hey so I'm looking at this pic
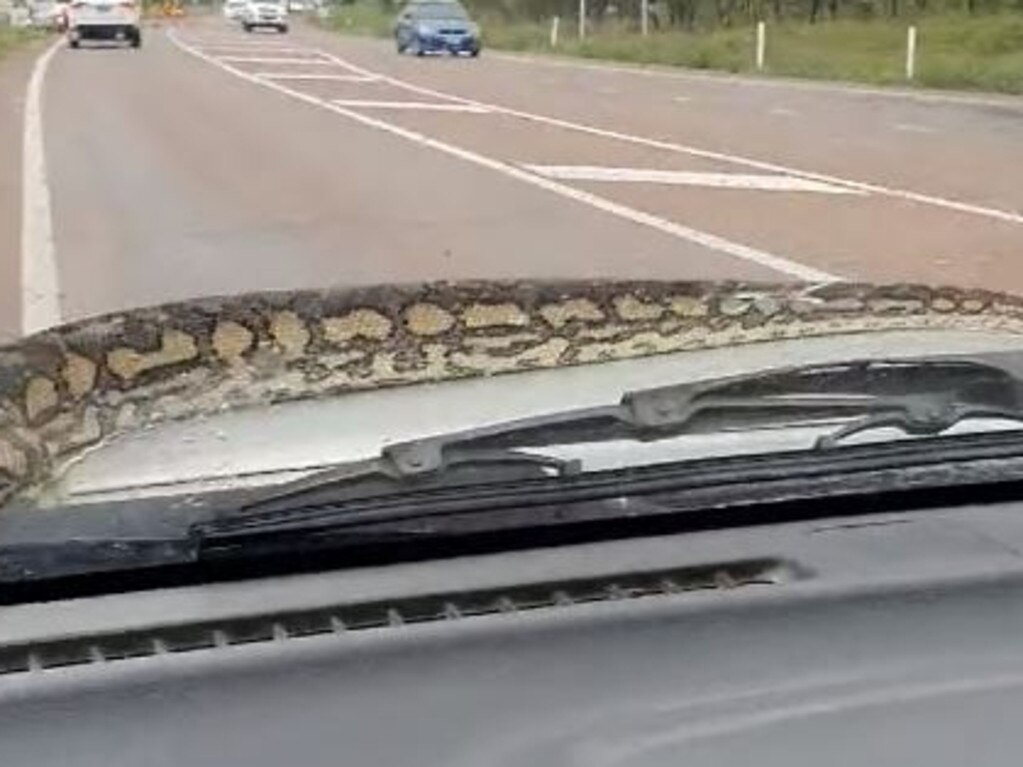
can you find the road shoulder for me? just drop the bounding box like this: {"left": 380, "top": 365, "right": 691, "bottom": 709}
{"left": 0, "top": 38, "right": 51, "bottom": 343}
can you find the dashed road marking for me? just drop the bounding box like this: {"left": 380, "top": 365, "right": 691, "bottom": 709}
{"left": 672, "top": 96, "right": 691, "bottom": 103}
{"left": 332, "top": 99, "right": 491, "bottom": 112}
{"left": 525, "top": 166, "right": 865, "bottom": 195}
{"left": 189, "top": 40, "right": 297, "bottom": 49}
{"left": 256, "top": 72, "right": 377, "bottom": 81}
{"left": 895, "top": 123, "right": 937, "bottom": 134}
{"left": 168, "top": 30, "right": 839, "bottom": 283}
{"left": 198, "top": 45, "right": 312, "bottom": 53}
{"left": 20, "top": 38, "right": 63, "bottom": 335}
{"left": 301, "top": 48, "right": 1022, "bottom": 227}
{"left": 770, "top": 107, "right": 797, "bottom": 117}
{"left": 217, "top": 55, "right": 335, "bottom": 64}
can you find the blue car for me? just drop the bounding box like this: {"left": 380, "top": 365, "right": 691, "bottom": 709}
{"left": 394, "top": 1, "right": 481, "bottom": 57}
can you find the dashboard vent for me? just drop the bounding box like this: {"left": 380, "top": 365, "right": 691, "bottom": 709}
{"left": 0, "top": 558, "right": 798, "bottom": 677}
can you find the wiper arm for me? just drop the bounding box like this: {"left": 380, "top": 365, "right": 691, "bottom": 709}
{"left": 11, "top": 354, "right": 1023, "bottom": 589}
{"left": 242, "top": 353, "right": 1023, "bottom": 514}
{"left": 242, "top": 445, "right": 583, "bottom": 513}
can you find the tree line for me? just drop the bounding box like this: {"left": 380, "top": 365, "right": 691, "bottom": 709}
{"left": 446, "top": 0, "right": 1023, "bottom": 26}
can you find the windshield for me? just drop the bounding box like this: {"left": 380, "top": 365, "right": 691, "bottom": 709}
{"left": 411, "top": 4, "right": 468, "bottom": 19}
{"left": 1, "top": 0, "right": 1022, "bottom": 514}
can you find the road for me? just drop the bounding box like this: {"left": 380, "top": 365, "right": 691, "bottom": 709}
{"left": 2, "top": 16, "right": 1022, "bottom": 341}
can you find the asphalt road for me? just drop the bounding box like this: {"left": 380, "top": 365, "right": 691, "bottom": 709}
{"left": 3, "top": 16, "right": 1023, "bottom": 340}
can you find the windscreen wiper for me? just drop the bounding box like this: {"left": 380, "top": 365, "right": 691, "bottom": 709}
{"left": 9, "top": 354, "right": 1023, "bottom": 592}
{"left": 237, "top": 352, "right": 1023, "bottom": 515}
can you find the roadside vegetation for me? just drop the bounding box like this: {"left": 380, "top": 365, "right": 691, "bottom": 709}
{"left": 0, "top": 25, "right": 45, "bottom": 61}
{"left": 322, "top": 0, "right": 1023, "bottom": 94}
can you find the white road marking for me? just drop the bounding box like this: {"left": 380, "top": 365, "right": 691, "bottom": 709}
{"left": 188, "top": 39, "right": 298, "bottom": 48}
{"left": 198, "top": 45, "right": 311, "bottom": 53}
{"left": 770, "top": 106, "right": 797, "bottom": 117}
{"left": 895, "top": 123, "right": 936, "bottom": 134}
{"left": 20, "top": 38, "right": 63, "bottom": 336}
{"left": 256, "top": 72, "right": 377, "bottom": 81}
{"left": 672, "top": 96, "right": 691, "bottom": 103}
{"left": 305, "top": 49, "right": 1023, "bottom": 226}
{"left": 525, "top": 166, "right": 864, "bottom": 195}
{"left": 491, "top": 50, "right": 1023, "bottom": 111}
{"left": 217, "top": 55, "right": 335, "bottom": 64}
{"left": 168, "top": 30, "right": 838, "bottom": 283}
{"left": 332, "top": 99, "right": 491, "bottom": 112}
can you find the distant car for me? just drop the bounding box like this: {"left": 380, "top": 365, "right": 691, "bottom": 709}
{"left": 286, "top": 0, "right": 305, "bottom": 11}
{"left": 240, "top": 0, "right": 288, "bottom": 32}
{"left": 66, "top": 0, "right": 141, "bottom": 48}
{"left": 394, "top": 1, "right": 480, "bottom": 57}
{"left": 223, "top": 0, "right": 247, "bottom": 20}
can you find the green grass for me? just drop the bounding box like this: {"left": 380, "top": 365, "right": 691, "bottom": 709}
{"left": 327, "top": 2, "right": 398, "bottom": 36}
{"left": 764, "top": 15, "right": 1023, "bottom": 91}
{"left": 0, "top": 25, "right": 46, "bottom": 61}
{"left": 321, "top": 5, "right": 1023, "bottom": 94}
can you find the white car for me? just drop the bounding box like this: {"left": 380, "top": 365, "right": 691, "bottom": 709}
{"left": 66, "top": 0, "right": 140, "bottom": 47}
{"left": 223, "top": 0, "right": 247, "bottom": 19}
{"left": 287, "top": 0, "right": 305, "bottom": 11}
{"left": 240, "top": 0, "right": 288, "bottom": 32}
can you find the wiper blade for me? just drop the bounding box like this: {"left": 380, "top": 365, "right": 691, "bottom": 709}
{"left": 816, "top": 399, "right": 1023, "bottom": 448}
{"left": 242, "top": 446, "right": 583, "bottom": 513}
{"left": 241, "top": 353, "right": 1023, "bottom": 514}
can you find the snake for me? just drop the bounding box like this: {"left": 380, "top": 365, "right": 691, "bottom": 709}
{"left": 3, "top": 278, "right": 1023, "bottom": 507}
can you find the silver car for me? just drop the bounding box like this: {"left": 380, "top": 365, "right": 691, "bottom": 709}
{"left": 241, "top": 0, "right": 288, "bottom": 33}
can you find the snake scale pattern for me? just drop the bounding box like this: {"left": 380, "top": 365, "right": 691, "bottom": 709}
{"left": 3, "top": 279, "right": 1023, "bottom": 505}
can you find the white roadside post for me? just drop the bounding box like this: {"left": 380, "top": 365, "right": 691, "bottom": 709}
{"left": 755, "top": 21, "right": 766, "bottom": 71}
{"left": 550, "top": 15, "right": 560, "bottom": 47}
{"left": 906, "top": 25, "right": 918, "bottom": 81}
{"left": 641, "top": 0, "right": 649, "bottom": 36}
{"left": 579, "top": 0, "right": 586, "bottom": 39}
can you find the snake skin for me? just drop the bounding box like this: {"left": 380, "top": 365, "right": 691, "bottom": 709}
{"left": 2, "top": 279, "right": 1023, "bottom": 505}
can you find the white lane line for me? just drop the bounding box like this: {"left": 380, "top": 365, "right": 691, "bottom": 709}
{"left": 177, "top": 34, "right": 383, "bottom": 78}
{"left": 20, "top": 38, "right": 63, "bottom": 336}
{"left": 672, "top": 96, "right": 691, "bottom": 103}
{"left": 490, "top": 51, "right": 1023, "bottom": 111}
{"left": 256, "top": 72, "right": 377, "bottom": 81}
{"left": 306, "top": 50, "right": 1023, "bottom": 227}
{"left": 217, "top": 55, "right": 336, "bottom": 64}
{"left": 332, "top": 99, "right": 491, "bottom": 112}
{"left": 770, "top": 107, "right": 797, "bottom": 117}
{"left": 167, "top": 30, "right": 838, "bottom": 283}
{"left": 198, "top": 45, "right": 312, "bottom": 53}
{"left": 525, "top": 166, "right": 864, "bottom": 195}
{"left": 895, "top": 123, "right": 937, "bottom": 134}
{"left": 186, "top": 36, "right": 296, "bottom": 46}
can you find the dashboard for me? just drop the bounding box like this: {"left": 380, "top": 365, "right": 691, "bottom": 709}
{"left": 3, "top": 501, "right": 1023, "bottom": 765}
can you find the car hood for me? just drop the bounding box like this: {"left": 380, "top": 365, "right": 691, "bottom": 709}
{"left": 3, "top": 278, "right": 1023, "bottom": 508}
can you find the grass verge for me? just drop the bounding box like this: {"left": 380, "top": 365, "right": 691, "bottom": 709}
{"left": 322, "top": 5, "right": 1023, "bottom": 94}
{"left": 0, "top": 25, "right": 48, "bottom": 62}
